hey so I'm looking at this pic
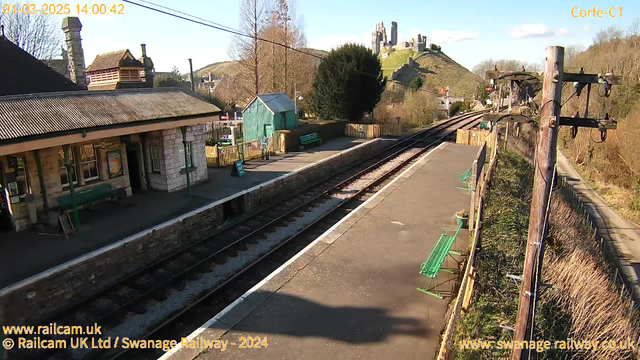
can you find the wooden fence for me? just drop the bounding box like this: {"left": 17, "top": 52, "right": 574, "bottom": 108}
{"left": 456, "top": 129, "right": 493, "bottom": 147}
{"left": 344, "top": 123, "right": 402, "bottom": 138}
{"left": 345, "top": 123, "right": 380, "bottom": 138}
{"left": 437, "top": 131, "right": 498, "bottom": 360}
{"left": 205, "top": 139, "right": 274, "bottom": 167}
{"left": 380, "top": 123, "right": 402, "bottom": 136}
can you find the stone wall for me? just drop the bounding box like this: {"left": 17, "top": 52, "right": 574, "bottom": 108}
{"left": 162, "top": 125, "right": 208, "bottom": 192}
{"left": 0, "top": 138, "right": 387, "bottom": 326}
{"left": 144, "top": 125, "right": 208, "bottom": 192}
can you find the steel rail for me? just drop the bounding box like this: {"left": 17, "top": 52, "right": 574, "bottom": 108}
{"left": 104, "top": 113, "right": 483, "bottom": 360}
{"left": 11, "top": 112, "right": 483, "bottom": 360}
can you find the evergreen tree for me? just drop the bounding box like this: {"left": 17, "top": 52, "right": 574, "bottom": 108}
{"left": 311, "top": 44, "right": 386, "bottom": 121}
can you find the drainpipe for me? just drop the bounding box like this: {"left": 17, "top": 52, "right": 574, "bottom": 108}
{"left": 180, "top": 127, "right": 192, "bottom": 196}
{"left": 63, "top": 145, "right": 80, "bottom": 232}
{"left": 34, "top": 149, "right": 48, "bottom": 210}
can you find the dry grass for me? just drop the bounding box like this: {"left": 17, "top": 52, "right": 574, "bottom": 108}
{"left": 544, "top": 252, "right": 637, "bottom": 360}
{"left": 453, "top": 149, "right": 640, "bottom": 360}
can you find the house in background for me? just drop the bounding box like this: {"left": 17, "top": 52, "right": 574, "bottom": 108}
{"left": 86, "top": 46, "right": 154, "bottom": 91}
{"left": 242, "top": 93, "right": 298, "bottom": 142}
{"left": 0, "top": 17, "right": 220, "bottom": 233}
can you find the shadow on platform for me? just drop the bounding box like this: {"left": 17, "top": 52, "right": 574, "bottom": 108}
{"left": 213, "top": 291, "right": 429, "bottom": 344}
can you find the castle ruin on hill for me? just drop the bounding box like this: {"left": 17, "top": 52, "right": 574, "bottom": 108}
{"left": 371, "top": 21, "right": 426, "bottom": 56}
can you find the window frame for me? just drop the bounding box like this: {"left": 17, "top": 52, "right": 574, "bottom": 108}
{"left": 178, "top": 141, "right": 193, "bottom": 170}
{"left": 80, "top": 144, "right": 100, "bottom": 182}
{"left": 7, "top": 155, "right": 29, "bottom": 201}
{"left": 149, "top": 145, "right": 162, "bottom": 173}
{"left": 58, "top": 147, "right": 78, "bottom": 188}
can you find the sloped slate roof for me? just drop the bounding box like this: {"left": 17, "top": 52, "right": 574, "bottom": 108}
{"left": 0, "top": 88, "right": 221, "bottom": 142}
{"left": 86, "top": 49, "right": 144, "bottom": 72}
{"left": 244, "top": 93, "right": 295, "bottom": 114}
{"left": 0, "top": 37, "right": 81, "bottom": 96}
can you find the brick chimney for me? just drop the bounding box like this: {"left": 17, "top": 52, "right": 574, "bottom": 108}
{"left": 61, "top": 17, "right": 86, "bottom": 88}
{"left": 139, "top": 44, "right": 155, "bottom": 87}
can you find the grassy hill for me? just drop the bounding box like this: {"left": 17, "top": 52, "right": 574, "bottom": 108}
{"left": 195, "top": 60, "right": 241, "bottom": 78}
{"left": 380, "top": 48, "right": 481, "bottom": 99}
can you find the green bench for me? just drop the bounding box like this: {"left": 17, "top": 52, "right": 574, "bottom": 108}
{"left": 300, "top": 133, "right": 322, "bottom": 148}
{"left": 417, "top": 224, "right": 463, "bottom": 299}
{"left": 57, "top": 183, "right": 114, "bottom": 211}
{"left": 457, "top": 167, "right": 473, "bottom": 193}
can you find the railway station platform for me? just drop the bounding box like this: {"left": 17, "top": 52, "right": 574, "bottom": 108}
{"left": 0, "top": 137, "right": 378, "bottom": 289}
{"left": 167, "top": 142, "right": 480, "bottom": 360}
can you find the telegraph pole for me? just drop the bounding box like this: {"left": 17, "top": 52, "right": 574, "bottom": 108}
{"left": 511, "top": 46, "right": 564, "bottom": 360}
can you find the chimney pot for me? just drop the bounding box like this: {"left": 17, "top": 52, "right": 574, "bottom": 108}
{"left": 141, "top": 44, "right": 146, "bottom": 57}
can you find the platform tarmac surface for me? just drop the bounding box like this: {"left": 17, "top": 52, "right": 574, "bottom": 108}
{"left": 167, "top": 142, "right": 480, "bottom": 360}
{"left": 0, "top": 137, "right": 373, "bottom": 289}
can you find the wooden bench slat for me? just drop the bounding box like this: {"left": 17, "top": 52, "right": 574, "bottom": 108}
{"left": 300, "top": 132, "right": 322, "bottom": 145}
{"left": 419, "top": 225, "right": 463, "bottom": 278}
{"left": 57, "top": 184, "right": 113, "bottom": 210}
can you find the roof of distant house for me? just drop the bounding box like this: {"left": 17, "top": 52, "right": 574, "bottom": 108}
{"left": 243, "top": 93, "right": 295, "bottom": 114}
{"left": 0, "top": 37, "right": 81, "bottom": 96}
{"left": 0, "top": 88, "right": 221, "bottom": 143}
{"left": 86, "top": 49, "right": 144, "bottom": 72}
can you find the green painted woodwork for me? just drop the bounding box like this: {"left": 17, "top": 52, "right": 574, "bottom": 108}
{"left": 243, "top": 100, "right": 297, "bottom": 143}
{"left": 57, "top": 183, "right": 113, "bottom": 211}
{"left": 300, "top": 132, "right": 322, "bottom": 145}
{"left": 417, "top": 223, "right": 463, "bottom": 298}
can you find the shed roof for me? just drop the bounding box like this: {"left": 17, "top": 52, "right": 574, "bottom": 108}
{"left": 0, "top": 88, "right": 221, "bottom": 143}
{"left": 243, "top": 93, "right": 295, "bottom": 114}
{"left": 0, "top": 37, "right": 81, "bottom": 96}
{"left": 86, "top": 49, "right": 144, "bottom": 72}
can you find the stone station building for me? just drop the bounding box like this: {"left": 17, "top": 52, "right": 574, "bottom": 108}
{"left": 0, "top": 88, "right": 220, "bottom": 232}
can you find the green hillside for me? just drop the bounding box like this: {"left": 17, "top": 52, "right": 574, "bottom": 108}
{"left": 380, "top": 48, "right": 482, "bottom": 99}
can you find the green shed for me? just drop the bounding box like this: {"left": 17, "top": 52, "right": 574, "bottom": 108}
{"left": 242, "top": 93, "right": 298, "bottom": 142}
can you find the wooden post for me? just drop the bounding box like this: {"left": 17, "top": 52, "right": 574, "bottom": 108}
{"left": 511, "top": 46, "right": 564, "bottom": 360}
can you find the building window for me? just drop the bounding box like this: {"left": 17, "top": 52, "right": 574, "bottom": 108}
{"left": 179, "top": 142, "right": 193, "bottom": 169}
{"left": 6, "top": 156, "right": 28, "bottom": 202}
{"left": 58, "top": 148, "right": 78, "bottom": 187}
{"left": 149, "top": 145, "right": 162, "bottom": 173}
{"left": 80, "top": 144, "right": 99, "bottom": 181}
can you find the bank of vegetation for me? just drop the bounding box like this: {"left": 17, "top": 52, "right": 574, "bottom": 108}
{"left": 452, "top": 146, "right": 639, "bottom": 359}
{"left": 559, "top": 23, "right": 640, "bottom": 224}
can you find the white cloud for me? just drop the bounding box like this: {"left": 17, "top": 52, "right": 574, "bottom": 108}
{"left": 429, "top": 30, "right": 478, "bottom": 44}
{"left": 583, "top": 25, "right": 591, "bottom": 33}
{"left": 507, "top": 24, "right": 570, "bottom": 38}
{"left": 308, "top": 32, "right": 371, "bottom": 51}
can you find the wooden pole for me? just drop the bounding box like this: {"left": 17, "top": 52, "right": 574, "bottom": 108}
{"left": 511, "top": 46, "right": 564, "bottom": 360}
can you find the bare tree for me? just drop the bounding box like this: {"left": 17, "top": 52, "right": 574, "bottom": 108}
{"left": 593, "top": 26, "right": 624, "bottom": 45}
{"left": 0, "top": 1, "right": 61, "bottom": 59}
{"left": 259, "top": 0, "right": 310, "bottom": 99}
{"left": 229, "top": 0, "right": 272, "bottom": 98}
{"left": 628, "top": 18, "right": 640, "bottom": 37}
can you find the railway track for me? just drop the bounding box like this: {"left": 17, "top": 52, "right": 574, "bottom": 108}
{"left": 8, "top": 111, "right": 483, "bottom": 360}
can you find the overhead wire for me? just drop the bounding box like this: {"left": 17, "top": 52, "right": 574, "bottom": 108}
{"left": 120, "top": 0, "right": 325, "bottom": 60}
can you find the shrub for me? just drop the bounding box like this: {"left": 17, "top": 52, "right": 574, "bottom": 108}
{"left": 449, "top": 101, "right": 468, "bottom": 116}
{"left": 311, "top": 43, "right": 386, "bottom": 121}
{"left": 409, "top": 76, "right": 423, "bottom": 92}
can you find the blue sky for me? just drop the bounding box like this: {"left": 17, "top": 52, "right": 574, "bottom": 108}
{"left": 30, "top": 0, "right": 639, "bottom": 73}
